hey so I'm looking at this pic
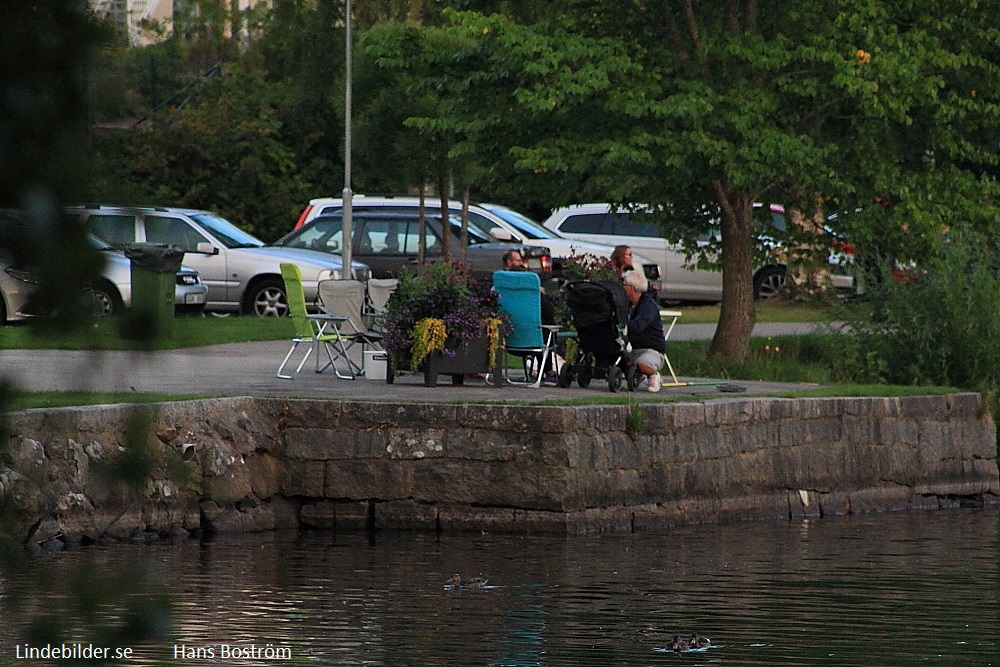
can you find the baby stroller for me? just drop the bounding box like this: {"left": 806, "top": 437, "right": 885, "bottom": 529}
{"left": 558, "top": 280, "right": 640, "bottom": 392}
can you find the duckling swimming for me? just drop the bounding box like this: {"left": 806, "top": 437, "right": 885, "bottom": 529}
{"left": 669, "top": 635, "right": 690, "bottom": 652}
{"left": 445, "top": 573, "right": 488, "bottom": 589}
{"left": 688, "top": 633, "right": 711, "bottom": 649}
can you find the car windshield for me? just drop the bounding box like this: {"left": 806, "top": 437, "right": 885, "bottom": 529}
{"left": 190, "top": 212, "right": 264, "bottom": 248}
{"left": 481, "top": 204, "right": 560, "bottom": 240}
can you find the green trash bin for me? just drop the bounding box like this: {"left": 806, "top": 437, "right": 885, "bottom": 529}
{"left": 124, "top": 243, "right": 185, "bottom": 340}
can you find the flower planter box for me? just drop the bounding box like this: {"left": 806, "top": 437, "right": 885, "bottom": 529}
{"left": 422, "top": 335, "right": 500, "bottom": 387}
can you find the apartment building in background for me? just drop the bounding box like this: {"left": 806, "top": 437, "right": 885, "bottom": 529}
{"left": 89, "top": 0, "right": 267, "bottom": 46}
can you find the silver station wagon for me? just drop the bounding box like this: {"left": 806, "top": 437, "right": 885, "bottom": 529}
{"left": 66, "top": 204, "right": 371, "bottom": 316}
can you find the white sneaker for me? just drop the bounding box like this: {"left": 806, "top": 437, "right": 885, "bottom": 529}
{"left": 647, "top": 372, "right": 661, "bottom": 393}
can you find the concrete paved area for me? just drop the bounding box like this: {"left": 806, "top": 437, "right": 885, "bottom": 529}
{"left": 0, "top": 322, "right": 835, "bottom": 402}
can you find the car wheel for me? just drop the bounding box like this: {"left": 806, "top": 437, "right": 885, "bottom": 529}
{"left": 753, "top": 265, "right": 787, "bottom": 300}
{"left": 89, "top": 280, "right": 124, "bottom": 317}
{"left": 245, "top": 278, "right": 288, "bottom": 317}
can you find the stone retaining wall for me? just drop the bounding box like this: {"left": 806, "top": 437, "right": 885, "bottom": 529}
{"left": 2, "top": 394, "right": 997, "bottom": 544}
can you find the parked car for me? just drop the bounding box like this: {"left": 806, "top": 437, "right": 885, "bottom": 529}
{"left": 293, "top": 195, "right": 662, "bottom": 290}
{"left": 65, "top": 204, "right": 371, "bottom": 317}
{"left": 543, "top": 203, "right": 854, "bottom": 303}
{"left": 1, "top": 210, "right": 208, "bottom": 323}
{"left": 275, "top": 208, "right": 550, "bottom": 283}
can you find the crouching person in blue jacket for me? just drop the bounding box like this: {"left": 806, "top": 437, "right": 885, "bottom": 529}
{"left": 622, "top": 270, "right": 666, "bottom": 392}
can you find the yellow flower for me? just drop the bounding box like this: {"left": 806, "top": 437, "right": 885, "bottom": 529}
{"left": 411, "top": 318, "right": 447, "bottom": 370}
{"left": 482, "top": 27, "right": 489, "bottom": 34}
{"left": 856, "top": 49, "right": 871, "bottom": 64}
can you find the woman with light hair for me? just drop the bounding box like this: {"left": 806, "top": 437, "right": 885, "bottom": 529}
{"left": 622, "top": 269, "right": 666, "bottom": 392}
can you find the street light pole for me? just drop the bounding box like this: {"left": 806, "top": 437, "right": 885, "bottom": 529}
{"left": 341, "top": 0, "right": 353, "bottom": 279}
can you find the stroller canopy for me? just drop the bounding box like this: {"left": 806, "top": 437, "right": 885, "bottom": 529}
{"left": 564, "top": 280, "right": 629, "bottom": 330}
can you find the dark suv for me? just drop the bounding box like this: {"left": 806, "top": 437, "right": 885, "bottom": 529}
{"left": 274, "top": 210, "right": 550, "bottom": 283}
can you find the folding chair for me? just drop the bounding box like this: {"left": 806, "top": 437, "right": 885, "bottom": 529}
{"left": 276, "top": 263, "right": 345, "bottom": 379}
{"left": 364, "top": 278, "right": 399, "bottom": 332}
{"left": 317, "top": 279, "right": 385, "bottom": 379}
{"left": 492, "top": 270, "right": 559, "bottom": 388}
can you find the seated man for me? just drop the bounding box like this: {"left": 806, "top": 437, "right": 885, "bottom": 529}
{"left": 503, "top": 248, "right": 526, "bottom": 270}
{"left": 622, "top": 269, "right": 666, "bottom": 393}
{"left": 501, "top": 248, "right": 558, "bottom": 383}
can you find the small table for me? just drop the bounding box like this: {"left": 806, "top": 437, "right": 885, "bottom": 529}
{"left": 659, "top": 309, "right": 682, "bottom": 384}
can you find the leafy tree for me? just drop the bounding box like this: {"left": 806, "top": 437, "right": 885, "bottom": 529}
{"left": 94, "top": 64, "right": 311, "bottom": 240}
{"left": 383, "top": 2, "right": 1000, "bottom": 360}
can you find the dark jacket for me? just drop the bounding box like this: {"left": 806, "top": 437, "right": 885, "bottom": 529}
{"left": 627, "top": 292, "right": 666, "bottom": 352}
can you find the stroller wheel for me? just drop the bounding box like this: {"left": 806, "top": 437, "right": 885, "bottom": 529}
{"left": 577, "top": 364, "right": 593, "bottom": 388}
{"left": 626, "top": 365, "right": 641, "bottom": 392}
{"left": 607, "top": 365, "right": 623, "bottom": 392}
{"left": 557, "top": 364, "right": 575, "bottom": 388}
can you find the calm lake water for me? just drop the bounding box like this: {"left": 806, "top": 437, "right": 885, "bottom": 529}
{"left": 2, "top": 507, "right": 998, "bottom": 666}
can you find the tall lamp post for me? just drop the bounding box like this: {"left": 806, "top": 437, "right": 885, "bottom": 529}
{"left": 341, "top": 0, "right": 353, "bottom": 279}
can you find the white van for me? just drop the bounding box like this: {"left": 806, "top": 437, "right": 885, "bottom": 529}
{"left": 544, "top": 203, "right": 852, "bottom": 303}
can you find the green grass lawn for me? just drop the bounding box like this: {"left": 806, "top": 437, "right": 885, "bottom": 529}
{"left": 669, "top": 299, "right": 843, "bottom": 324}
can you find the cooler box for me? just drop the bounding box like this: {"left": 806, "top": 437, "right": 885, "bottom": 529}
{"left": 364, "top": 351, "right": 388, "bottom": 380}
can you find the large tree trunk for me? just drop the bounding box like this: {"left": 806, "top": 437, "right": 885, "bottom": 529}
{"left": 709, "top": 182, "right": 755, "bottom": 361}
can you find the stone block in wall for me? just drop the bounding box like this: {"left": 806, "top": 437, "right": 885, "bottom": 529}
{"left": 579, "top": 468, "right": 643, "bottom": 508}
{"left": 635, "top": 465, "right": 688, "bottom": 502}
{"left": 604, "top": 433, "right": 646, "bottom": 471}
{"left": 457, "top": 404, "right": 576, "bottom": 434}
{"left": 704, "top": 398, "right": 769, "bottom": 427}
{"left": 572, "top": 406, "right": 626, "bottom": 434}
{"left": 947, "top": 393, "right": 984, "bottom": 420}
{"left": 565, "top": 505, "right": 636, "bottom": 535}
{"left": 283, "top": 459, "right": 324, "bottom": 497}
{"left": 209, "top": 499, "right": 297, "bottom": 533}
{"left": 563, "top": 433, "right": 605, "bottom": 470}
{"left": 847, "top": 485, "right": 914, "bottom": 513}
{"left": 343, "top": 401, "right": 457, "bottom": 429}
{"left": 671, "top": 403, "right": 707, "bottom": 430}
{"left": 278, "top": 398, "right": 343, "bottom": 429}
{"left": 299, "top": 500, "right": 338, "bottom": 528}
{"left": 374, "top": 499, "right": 439, "bottom": 531}
{"left": 511, "top": 508, "right": 570, "bottom": 534}
{"left": 960, "top": 419, "right": 998, "bottom": 459}
{"left": 325, "top": 460, "right": 414, "bottom": 500}
{"left": 411, "top": 459, "right": 576, "bottom": 511}
{"left": 900, "top": 395, "right": 948, "bottom": 420}
{"left": 815, "top": 490, "right": 851, "bottom": 517}
{"left": 385, "top": 429, "right": 447, "bottom": 460}
{"left": 247, "top": 453, "right": 284, "bottom": 500}
{"left": 443, "top": 430, "right": 537, "bottom": 463}
{"left": 203, "top": 457, "right": 253, "bottom": 507}
{"left": 284, "top": 427, "right": 366, "bottom": 460}
{"left": 437, "top": 504, "right": 515, "bottom": 532}
{"left": 641, "top": 404, "right": 676, "bottom": 435}
{"left": 716, "top": 493, "right": 793, "bottom": 523}
{"left": 334, "top": 500, "right": 373, "bottom": 530}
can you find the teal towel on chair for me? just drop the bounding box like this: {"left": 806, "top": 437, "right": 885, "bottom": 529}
{"left": 493, "top": 270, "right": 543, "bottom": 350}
